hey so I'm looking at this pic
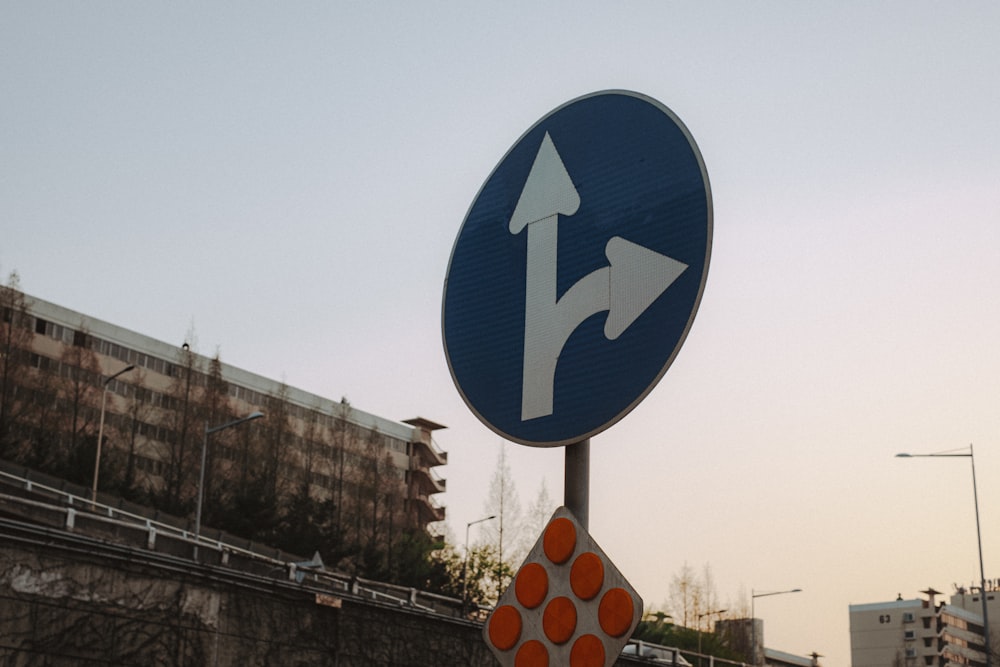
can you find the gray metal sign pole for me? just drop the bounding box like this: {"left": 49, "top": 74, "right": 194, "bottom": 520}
{"left": 564, "top": 439, "right": 590, "bottom": 530}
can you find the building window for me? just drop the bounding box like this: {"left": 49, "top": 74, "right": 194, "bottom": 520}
{"left": 905, "top": 630, "right": 916, "bottom": 641}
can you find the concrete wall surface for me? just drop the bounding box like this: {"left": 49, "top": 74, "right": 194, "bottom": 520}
{"left": 0, "top": 522, "right": 645, "bottom": 666}
{"left": 0, "top": 531, "right": 492, "bottom": 666}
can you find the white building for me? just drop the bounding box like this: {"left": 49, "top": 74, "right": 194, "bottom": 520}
{"left": 850, "top": 587, "right": 994, "bottom": 667}
{"left": 1, "top": 289, "right": 447, "bottom": 534}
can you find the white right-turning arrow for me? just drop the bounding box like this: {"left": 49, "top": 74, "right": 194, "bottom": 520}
{"left": 511, "top": 133, "right": 688, "bottom": 421}
{"left": 604, "top": 236, "right": 688, "bottom": 340}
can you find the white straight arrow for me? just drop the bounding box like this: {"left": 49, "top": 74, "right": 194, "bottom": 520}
{"left": 510, "top": 133, "right": 688, "bottom": 421}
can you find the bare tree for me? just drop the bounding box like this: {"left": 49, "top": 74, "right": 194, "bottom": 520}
{"left": 481, "top": 442, "right": 523, "bottom": 591}
{"left": 362, "top": 429, "right": 383, "bottom": 552}
{"left": 523, "top": 479, "right": 557, "bottom": 547}
{"left": 352, "top": 426, "right": 380, "bottom": 556}
{"left": 297, "top": 402, "right": 324, "bottom": 496}
{"left": 698, "top": 563, "right": 723, "bottom": 624}
{"left": 380, "top": 453, "right": 409, "bottom": 580}
{"left": 163, "top": 340, "right": 201, "bottom": 510}
{"left": 331, "top": 398, "right": 358, "bottom": 550}
{"left": 356, "top": 430, "right": 408, "bottom": 579}
{"left": 0, "top": 271, "right": 35, "bottom": 457}
{"left": 120, "top": 367, "right": 156, "bottom": 494}
{"left": 668, "top": 562, "right": 727, "bottom": 631}
{"left": 57, "top": 323, "right": 101, "bottom": 476}
{"left": 261, "top": 382, "right": 292, "bottom": 500}
{"left": 23, "top": 357, "right": 61, "bottom": 470}
{"left": 200, "top": 353, "right": 234, "bottom": 508}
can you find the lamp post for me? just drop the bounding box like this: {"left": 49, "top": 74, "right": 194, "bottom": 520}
{"left": 194, "top": 412, "right": 264, "bottom": 555}
{"left": 896, "top": 445, "right": 990, "bottom": 667}
{"left": 697, "top": 608, "right": 727, "bottom": 665}
{"left": 462, "top": 514, "right": 496, "bottom": 611}
{"left": 91, "top": 363, "right": 135, "bottom": 507}
{"left": 751, "top": 588, "right": 801, "bottom": 666}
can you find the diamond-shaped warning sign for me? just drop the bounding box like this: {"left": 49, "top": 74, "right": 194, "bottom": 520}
{"left": 483, "top": 507, "right": 643, "bottom": 667}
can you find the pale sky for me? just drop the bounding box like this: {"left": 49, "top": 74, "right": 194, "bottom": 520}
{"left": 3, "top": 3, "right": 1000, "bottom": 665}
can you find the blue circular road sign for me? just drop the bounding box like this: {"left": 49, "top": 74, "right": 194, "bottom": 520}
{"left": 443, "top": 90, "right": 712, "bottom": 447}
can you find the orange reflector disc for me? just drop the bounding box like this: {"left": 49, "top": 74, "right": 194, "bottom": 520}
{"left": 489, "top": 604, "right": 523, "bottom": 651}
{"left": 569, "top": 634, "right": 606, "bottom": 667}
{"left": 515, "top": 639, "right": 550, "bottom": 667}
{"left": 598, "top": 588, "right": 634, "bottom": 638}
{"left": 569, "top": 551, "right": 604, "bottom": 600}
{"left": 515, "top": 561, "right": 549, "bottom": 609}
{"left": 543, "top": 517, "right": 576, "bottom": 564}
{"left": 542, "top": 596, "right": 577, "bottom": 644}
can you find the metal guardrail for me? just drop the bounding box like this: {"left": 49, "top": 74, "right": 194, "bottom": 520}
{"left": 623, "top": 640, "right": 751, "bottom": 667}
{"left": 428, "top": 435, "right": 447, "bottom": 458}
{"left": 0, "top": 468, "right": 287, "bottom": 565}
{"left": 0, "top": 467, "right": 757, "bottom": 666}
{"left": 0, "top": 466, "right": 468, "bottom": 619}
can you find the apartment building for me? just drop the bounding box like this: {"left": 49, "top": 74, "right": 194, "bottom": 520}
{"left": 0, "top": 288, "right": 447, "bottom": 534}
{"left": 850, "top": 588, "right": 989, "bottom": 667}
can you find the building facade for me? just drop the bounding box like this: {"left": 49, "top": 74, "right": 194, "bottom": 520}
{"left": 850, "top": 588, "right": 991, "bottom": 667}
{"left": 949, "top": 583, "right": 1000, "bottom": 639}
{"left": 714, "top": 617, "right": 821, "bottom": 667}
{"left": 0, "top": 286, "right": 447, "bottom": 548}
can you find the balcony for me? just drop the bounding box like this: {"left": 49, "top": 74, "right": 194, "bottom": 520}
{"left": 411, "top": 494, "right": 446, "bottom": 524}
{"left": 409, "top": 466, "right": 446, "bottom": 495}
{"left": 403, "top": 418, "right": 448, "bottom": 467}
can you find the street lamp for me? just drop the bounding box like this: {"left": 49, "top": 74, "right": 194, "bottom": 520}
{"left": 751, "top": 588, "right": 801, "bottom": 666}
{"left": 91, "top": 363, "right": 135, "bottom": 507}
{"left": 697, "top": 608, "right": 727, "bottom": 664}
{"left": 897, "top": 445, "right": 990, "bottom": 667}
{"left": 194, "top": 412, "right": 264, "bottom": 554}
{"left": 462, "top": 514, "right": 496, "bottom": 610}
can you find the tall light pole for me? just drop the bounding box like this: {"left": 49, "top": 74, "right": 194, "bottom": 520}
{"left": 751, "top": 588, "right": 801, "bottom": 666}
{"left": 194, "top": 412, "right": 264, "bottom": 555}
{"left": 462, "top": 514, "right": 496, "bottom": 610}
{"left": 91, "top": 363, "right": 135, "bottom": 507}
{"left": 897, "top": 445, "right": 990, "bottom": 667}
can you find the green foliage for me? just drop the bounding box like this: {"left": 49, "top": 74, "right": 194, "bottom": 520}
{"left": 392, "top": 531, "right": 446, "bottom": 589}
{"left": 270, "top": 490, "right": 335, "bottom": 558}
{"left": 425, "top": 544, "right": 463, "bottom": 599}
{"left": 633, "top": 616, "right": 743, "bottom": 662}
{"left": 426, "top": 542, "right": 516, "bottom": 609}
{"left": 210, "top": 475, "right": 280, "bottom": 543}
